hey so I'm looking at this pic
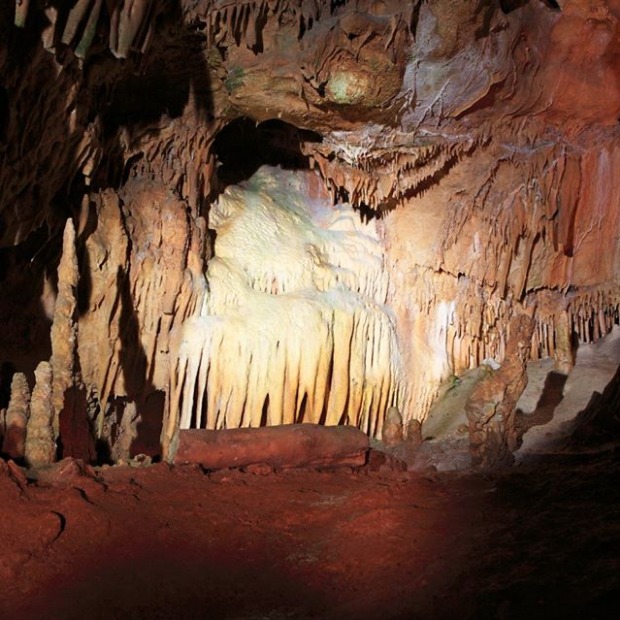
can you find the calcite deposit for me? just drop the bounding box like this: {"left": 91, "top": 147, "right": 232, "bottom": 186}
{"left": 466, "top": 314, "right": 534, "bottom": 468}
{"left": 1, "top": 0, "right": 620, "bottom": 466}
{"left": 1, "top": 372, "right": 30, "bottom": 460}
{"left": 167, "top": 167, "right": 403, "bottom": 447}
{"left": 24, "top": 361, "right": 56, "bottom": 467}
{"left": 50, "top": 219, "right": 79, "bottom": 438}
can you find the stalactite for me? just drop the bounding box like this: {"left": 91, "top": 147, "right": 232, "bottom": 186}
{"left": 25, "top": 362, "right": 56, "bottom": 467}
{"left": 122, "top": 125, "right": 215, "bottom": 218}
{"left": 75, "top": 0, "right": 104, "bottom": 59}
{"left": 389, "top": 218, "right": 620, "bottom": 422}
{"left": 14, "top": 0, "right": 30, "bottom": 28}
{"left": 306, "top": 139, "right": 478, "bottom": 211}
{"left": 1, "top": 373, "right": 30, "bottom": 460}
{"left": 110, "top": 0, "right": 154, "bottom": 59}
{"left": 14, "top": 0, "right": 158, "bottom": 58}
{"left": 50, "top": 219, "right": 79, "bottom": 440}
{"left": 61, "top": 0, "right": 93, "bottom": 47}
{"left": 171, "top": 287, "right": 402, "bottom": 437}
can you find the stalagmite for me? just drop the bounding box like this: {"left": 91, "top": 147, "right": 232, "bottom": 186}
{"left": 1, "top": 373, "right": 30, "bottom": 460}
{"left": 50, "top": 219, "right": 79, "bottom": 440}
{"left": 553, "top": 310, "right": 574, "bottom": 374}
{"left": 382, "top": 406, "right": 403, "bottom": 446}
{"left": 25, "top": 362, "right": 56, "bottom": 467}
{"left": 110, "top": 401, "right": 140, "bottom": 463}
{"left": 465, "top": 315, "right": 534, "bottom": 469}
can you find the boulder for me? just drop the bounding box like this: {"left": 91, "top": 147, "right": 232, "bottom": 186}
{"left": 172, "top": 424, "right": 369, "bottom": 470}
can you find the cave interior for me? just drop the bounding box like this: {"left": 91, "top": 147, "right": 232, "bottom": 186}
{"left": 0, "top": 1, "right": 619, "bottom": 619}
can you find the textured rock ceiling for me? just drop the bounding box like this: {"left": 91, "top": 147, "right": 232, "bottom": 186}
{"left": 1, "top": 0, "right": 620, "bottom": 463}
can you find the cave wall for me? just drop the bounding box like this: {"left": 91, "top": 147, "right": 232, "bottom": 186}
{"left": 1, "top": 0, "right": 620, "bottom": 460}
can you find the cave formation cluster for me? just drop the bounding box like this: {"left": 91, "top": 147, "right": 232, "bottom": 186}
{"left": 1, "top": 0, "right": 620, "bottom": 466}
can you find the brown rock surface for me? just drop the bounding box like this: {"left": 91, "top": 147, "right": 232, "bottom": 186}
{"left": 173, "top": 423, "right": 370, "bottom": 470}
{"left": 0, "top": 454, "right": 618, "bottom": 619}
{"left": 466, "top": 315, "right": 535, "bottom": 468}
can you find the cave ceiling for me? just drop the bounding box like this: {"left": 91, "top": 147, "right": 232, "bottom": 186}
{"left": 2, "top": 0, "right": 620, "bottom": 461}
{"left": 5, "top": 0, "right": 620, "bottom": 241}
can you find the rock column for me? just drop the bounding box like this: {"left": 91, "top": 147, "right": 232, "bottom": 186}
{"left": 466, "top": 315, "right": 534, "bottom": 468}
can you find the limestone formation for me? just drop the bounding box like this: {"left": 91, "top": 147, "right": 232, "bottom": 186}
{"left": 76, "top": 179, "right": 208, "bottom": 456}
{"left": 1, "top": 373, "right": 31, "bottom": 460}
{"left": 466, "top": 315, "right": 535, "bottom": 469}
{"left": 166, "top": 167, "right": 404, "bottom": 446}
{"left": 403, "top": 419, "right": 422, "bottom": 446}
{"left": 14, "top": 0, "right": 156, "bottom": 59}
{"left": 382, "top": 407, "right": 404, "bottom": 447}
{"left": 110, "top": 401, "right": 140, "bottom": 463}
{"left": 2, "top": 1, "right": 620, "bottom": 463}
{"left": 77, "top": 181, "right": 206, "bottom": 411}
{"left": 25, "top": 362, "right": 56, "bottom": 468}
{"left": 50, "top": 219, "right": 79, "bottom": 440}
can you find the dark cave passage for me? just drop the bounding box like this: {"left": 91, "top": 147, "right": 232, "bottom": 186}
{"left": 211, "top": 117, "right": 322, "bottom": 193}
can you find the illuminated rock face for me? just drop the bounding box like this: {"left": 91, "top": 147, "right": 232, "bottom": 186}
{"left": 169, "top": 167, "right": 404, "bottom": 438}
{"left": 2, "top": 0, "right": 620, "bottom": 462}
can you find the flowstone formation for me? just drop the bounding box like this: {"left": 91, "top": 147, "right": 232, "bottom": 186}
{"left": 1, "top": 0, "right": 620, "bottom": 465}
{"left": 168, "top": 167, "right": 404, "bottom": 440}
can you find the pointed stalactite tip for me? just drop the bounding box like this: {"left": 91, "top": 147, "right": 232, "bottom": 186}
{"left": 14, "top": 0, "right": 30, "bottom": 28}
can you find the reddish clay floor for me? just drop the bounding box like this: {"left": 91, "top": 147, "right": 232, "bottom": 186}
{"left": 1, "top": 451, "right": 619, "bottom": 620}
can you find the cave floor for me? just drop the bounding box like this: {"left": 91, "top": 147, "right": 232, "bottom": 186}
{"left": 1, "top": 451, "right": 619, "bottom": 620}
